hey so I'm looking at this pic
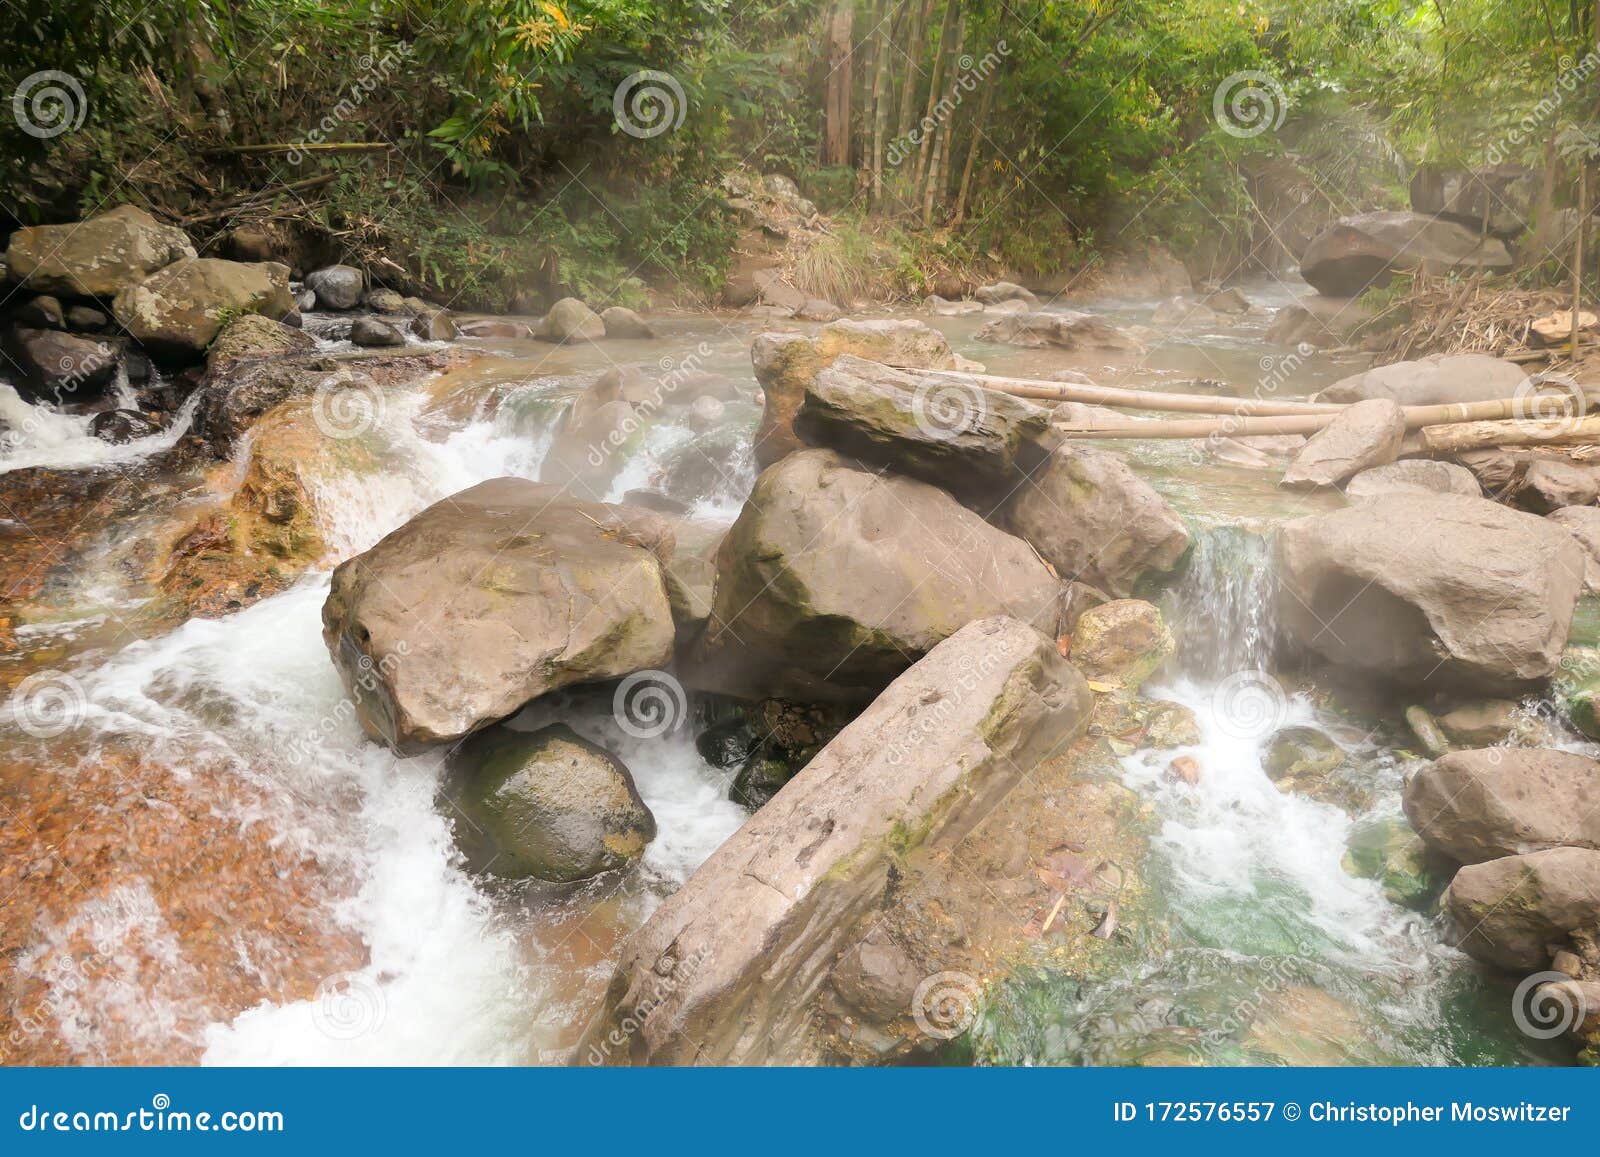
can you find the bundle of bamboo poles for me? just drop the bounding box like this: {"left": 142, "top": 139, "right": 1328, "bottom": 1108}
{"left": 912, "top": 369, "right": 1600, "bottom": 449}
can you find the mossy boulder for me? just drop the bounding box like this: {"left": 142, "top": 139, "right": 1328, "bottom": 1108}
{"left": 114, "top": 257, "right": 295, "bottom": 357}
{"left": 448, "top": 724, "right": 655, "bottom": 882}
{"left": 1069, "top": 600, "right": 1174, "bottom": 690}
{"left": 206, "top": 313, "right": 315, "bottom": 366}
{"left": 1262, "top": 725, "right": 1372, "bottom": 812}
{"left": 1343, "top": 816, "right": 1446, "bottom": 910}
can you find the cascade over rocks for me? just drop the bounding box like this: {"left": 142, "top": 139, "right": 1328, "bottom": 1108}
{"left": 1299, "top": 211, "right": 1514, "bottom": 296}
{"left": 687, "top": 448, "right": 1062, "bottom": 702}
{"left": 578, "top": 616, "right": 1093, "bottom": 1065}
{"left": 1277, "top": 493, "right": 1584, "bottom": 694}
{"left": 1404, "top": 748, "right": 1600, "bottom": 864}
{"left": 4, "top": 204, "right": 195, "bottom": 297}
{"left": 792, "top": 354, "right": 1051, "bottom": 502}
{"left": 321, "top": 478, "right": 677, "bottom": 752}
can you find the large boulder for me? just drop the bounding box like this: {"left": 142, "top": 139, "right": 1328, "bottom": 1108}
{"left": 1443, "top": 846, "right": 1600, "bottom": 970}
{"left": 113, "top": 258, "right": 294, "bottom": 357}
{"left": 4, "top": 204, "right": 195, "bottom": 298}
{"left": 0, "top": 326, "right": 120, "bottom": 399}
{"left": 536, "top": 297, "right": 606, "bottom": 343}
{"left": 1409, "top": 164, "right": 1535, "bottom": 237}
{"left": 1299, "top": 211, "right": 1514, "bottom": 296}
{"left": 974, "top": 310, "right": 1144, "bottom": 353}
{"left": 1344, "top": 459, "right": 1481, "bottom": 501}
{"left": 999, "top": 443, "right": 1189, "bottom": 597}
{"left": 1548, "top": 506, "right": 1600, "bottom": 591}
{"left": 1276, "top": 493, "right": 1584, "bottom": 694}
{"left": 577, "top": 616, "right": 1093, "bottom": 1065}
{"left": 975, "top": 280, "right": 1040, "bottom": 308}
{"left": 752, "top": 319, "right": 961, "bottom": 467}
{"left": 600, "top": 305, "right": 655, "bottom": 339}
{"left": 446, "top": 724, "right": 655, "bottom": 882}
{"left": 1404, "top": 748, "right": 1600, "bottom": 864}
{"left": 1068, "top": 599, "right": 1173, "bottom": 689}
{"left": 303, "top": 264, "right": 364, "bottom": 310}
{"left": 205, "top": 313, "right": 315, "bottom": 366}
{"left": 1316, "top": 353, "right": 1527, "bottom": 407}
{"left": 792, "top": 355, "right": 1050, "bottom": 502}
{"left": 689, "top": 449, "right": 1062, "bottom": 702}
{"left": 321, "top": 478, "right": 676, "bottom": 751}
{"left": 1280, "top": 398, "right": 1404, "bottom": 489}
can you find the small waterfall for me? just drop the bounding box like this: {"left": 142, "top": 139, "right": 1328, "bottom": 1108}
{"left": 1167, "top": 526, "right": 1279, "bottom": 681}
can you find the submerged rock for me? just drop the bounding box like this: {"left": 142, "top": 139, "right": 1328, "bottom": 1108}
{"left": 447, "top": 724, "right": 655, "bottom": 882}
{"left": 1343, "top": 816, "right": 1445, "bottom": 910}
{"left": 1276, "top": 493, "right": 1583, "bottom": 695}
{"left": 578, "top": 616, "right": 1093, "bottom": 1065}
{"left": 89, "top": 408, "right": 159, "bottom": 443}
{"left": 999, "top": 443, "right": 1190, "bottom": 597}
{"left": 1403, "top": 748, "right": 1600, "bottom": 864}
{"left": 1262, "top": 725, "right": 1369, "bottom": 812}
{"left": 1444, "top": 846, "right": 1600, "bottom": 970}
{"left": 322, "top": 478, "right": 676, "bottom": 751}
{"left": 689, "top": 449, "right": 1061, "bottom": 702}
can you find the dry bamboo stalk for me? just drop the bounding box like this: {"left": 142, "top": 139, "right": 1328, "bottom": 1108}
{"left": 1419, "top": 414, "right": 1600, "bottom": 453}
{"left": 928, "top": 371, "right": 1346, "bottom": 415}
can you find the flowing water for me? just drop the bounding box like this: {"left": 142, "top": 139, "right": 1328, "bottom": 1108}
{"left": 0, "top": 285, "right": 1581, "bottom": 1065}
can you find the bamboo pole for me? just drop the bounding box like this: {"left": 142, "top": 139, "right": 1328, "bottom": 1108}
{"left": 924, "top": 370, "right": 1346, "bottom": 415}
{"left": 1419, "top": 414, "right": 1600, "bottom": 452}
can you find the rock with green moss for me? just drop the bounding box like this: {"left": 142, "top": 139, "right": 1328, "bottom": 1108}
{"left": 206, "top": 313, "right": 316, "bottom": 366}
{"left": 688, "top": 448, "right": 1062, "bottom": 701}
{"left": 793, "top": 354, "right": 1050, "bottom": 502}
{"left": 1070, "top": 599, "right": 1174, "bottom": 689}
{"left": 1262, "top": 725, "right": 1372, "bottom": 812}
{"left": 1343, "top": 816, "right": 1445, "bottom": 910}
{"left": 449, "top": 724, "right": 655, "bottom": 881}
{"left": 1444, "top": 846, "right": 1600, "bottom": 969}
{"left": 114, "top": 257, "right": 295, "bottom": 356}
